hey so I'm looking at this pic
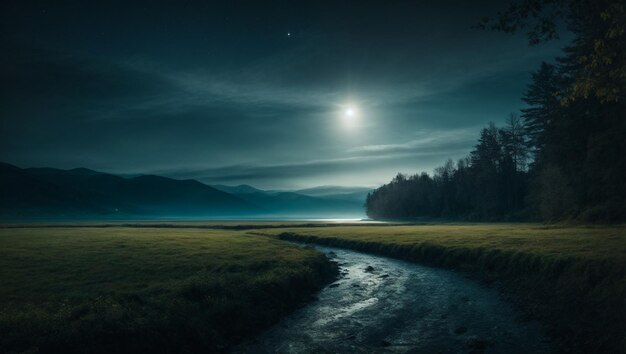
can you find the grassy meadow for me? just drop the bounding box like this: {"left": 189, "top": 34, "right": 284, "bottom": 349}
{"left": 259, "top": 223, "right": 626, "bottom": 353}
{"left": 0, "top": 227, "right": 336, "bottom": 353}
{"left": 261, "top": 223, "right": 626, "bottom": 261}
{"left": 1, "top": 223, "right": 625, "bottom": 353}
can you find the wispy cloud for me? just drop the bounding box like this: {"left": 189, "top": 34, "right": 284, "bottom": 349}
{"left": 155, "top": 144, "right": 472, "bottom": 186}
{"left": 348, "top": 128, "right": 477, "bottom": 155}
{"left": 106, "top": 35, "right": 548, "bottom": 121}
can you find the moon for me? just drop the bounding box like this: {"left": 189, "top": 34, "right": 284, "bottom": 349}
{"left": 343, "top": 105, "right": 358, "bottom": 118}
{"left": 340, "top": 103, "right": 359, "bottom": 130}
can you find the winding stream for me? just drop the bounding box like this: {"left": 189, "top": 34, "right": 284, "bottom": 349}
{"left": 241, "top": 245, "right": 552, "bottom": 353}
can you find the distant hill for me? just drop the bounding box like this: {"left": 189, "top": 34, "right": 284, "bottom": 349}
{"left": 0, "top": 162, "right": 259, "bottom": 219}
{"left": 212, "top": 184, "right": 265, "bottom": 194}
{"left": 214, "top": 184, "right": 367, "bottom": 218}
{"left": 0, "top": 162, "right": 368, "bottom": 220}
{"left": 294, "top": 185, "right": 373, "bottom": 203}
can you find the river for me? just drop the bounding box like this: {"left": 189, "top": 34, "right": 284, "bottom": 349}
{"left": 240, "top": 244, "right": 552, "bottom": 353}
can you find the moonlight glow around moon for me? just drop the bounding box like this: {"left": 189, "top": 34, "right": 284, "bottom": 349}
{"left": 340, "top": 103, "right": 360, "bottom": 130}
{"left": 343, "top": 104, "right": 358, "bottom": 119}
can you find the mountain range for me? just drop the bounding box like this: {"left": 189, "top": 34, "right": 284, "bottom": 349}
{"left": 0, "top": 162, "right": 369, "bottom": 220}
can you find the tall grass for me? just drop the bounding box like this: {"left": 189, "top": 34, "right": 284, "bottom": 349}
{"left": 0, "top": 228, "right": 337, "bottom": 353}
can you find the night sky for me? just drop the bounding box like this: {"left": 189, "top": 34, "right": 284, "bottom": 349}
{"left": 0, "top": 1, "right": 568, "bottom": 189}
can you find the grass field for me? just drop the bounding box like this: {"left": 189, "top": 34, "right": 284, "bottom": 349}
{"left": 0, "top": 227, "right": 336, "bottom": 353}
{"left": 257, "top": 223, "right": 626, "bottom": 353}
{"left": 1, "top": 223, "right": 625, "bottom": 353}
{"left": 260, "top": 224, "right": 626, "bottom": 261}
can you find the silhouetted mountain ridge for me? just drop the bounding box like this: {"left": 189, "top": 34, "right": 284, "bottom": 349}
{"left": 1, "top": 163, "right": 368, "bottom": 219}
{"left": 0, "top": 163, "right": 259, "bottom": 219}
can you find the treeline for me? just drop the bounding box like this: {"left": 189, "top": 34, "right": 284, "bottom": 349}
{"left": 365, "top": 118, "right": 531, "bottom": 221}
{"left": 366, "top": 0, "right": 625, "bottom": 222}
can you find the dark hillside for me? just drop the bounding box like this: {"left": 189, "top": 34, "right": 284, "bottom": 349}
{"left": 0, "top": 163, "right": 259, "bottom": 219}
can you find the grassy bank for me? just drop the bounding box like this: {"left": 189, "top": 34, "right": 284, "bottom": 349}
{"left": 258, "top": 224, "right": 626, "bottom": 353}
{"left": 0, "top": 227, "right": 337, "bottom": 353}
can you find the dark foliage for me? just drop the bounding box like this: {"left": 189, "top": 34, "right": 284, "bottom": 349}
{"left": 366, "top": 118, "right": 531, "bottom": 221}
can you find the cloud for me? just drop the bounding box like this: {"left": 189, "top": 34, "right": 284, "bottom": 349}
{"left": 158, "top": 156, "right": 384, "bottom": 181}
{"left": 155, "top": 144, "right": 472, "bottom": 187}
{"left": 347, "top": 128, "right": 478, "bottom": 155}
{"left": 1, "top": 28, "right": 558, "bottom": 126}
{"left": 109, "top": 28, "right": 560, "bottom": 121}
